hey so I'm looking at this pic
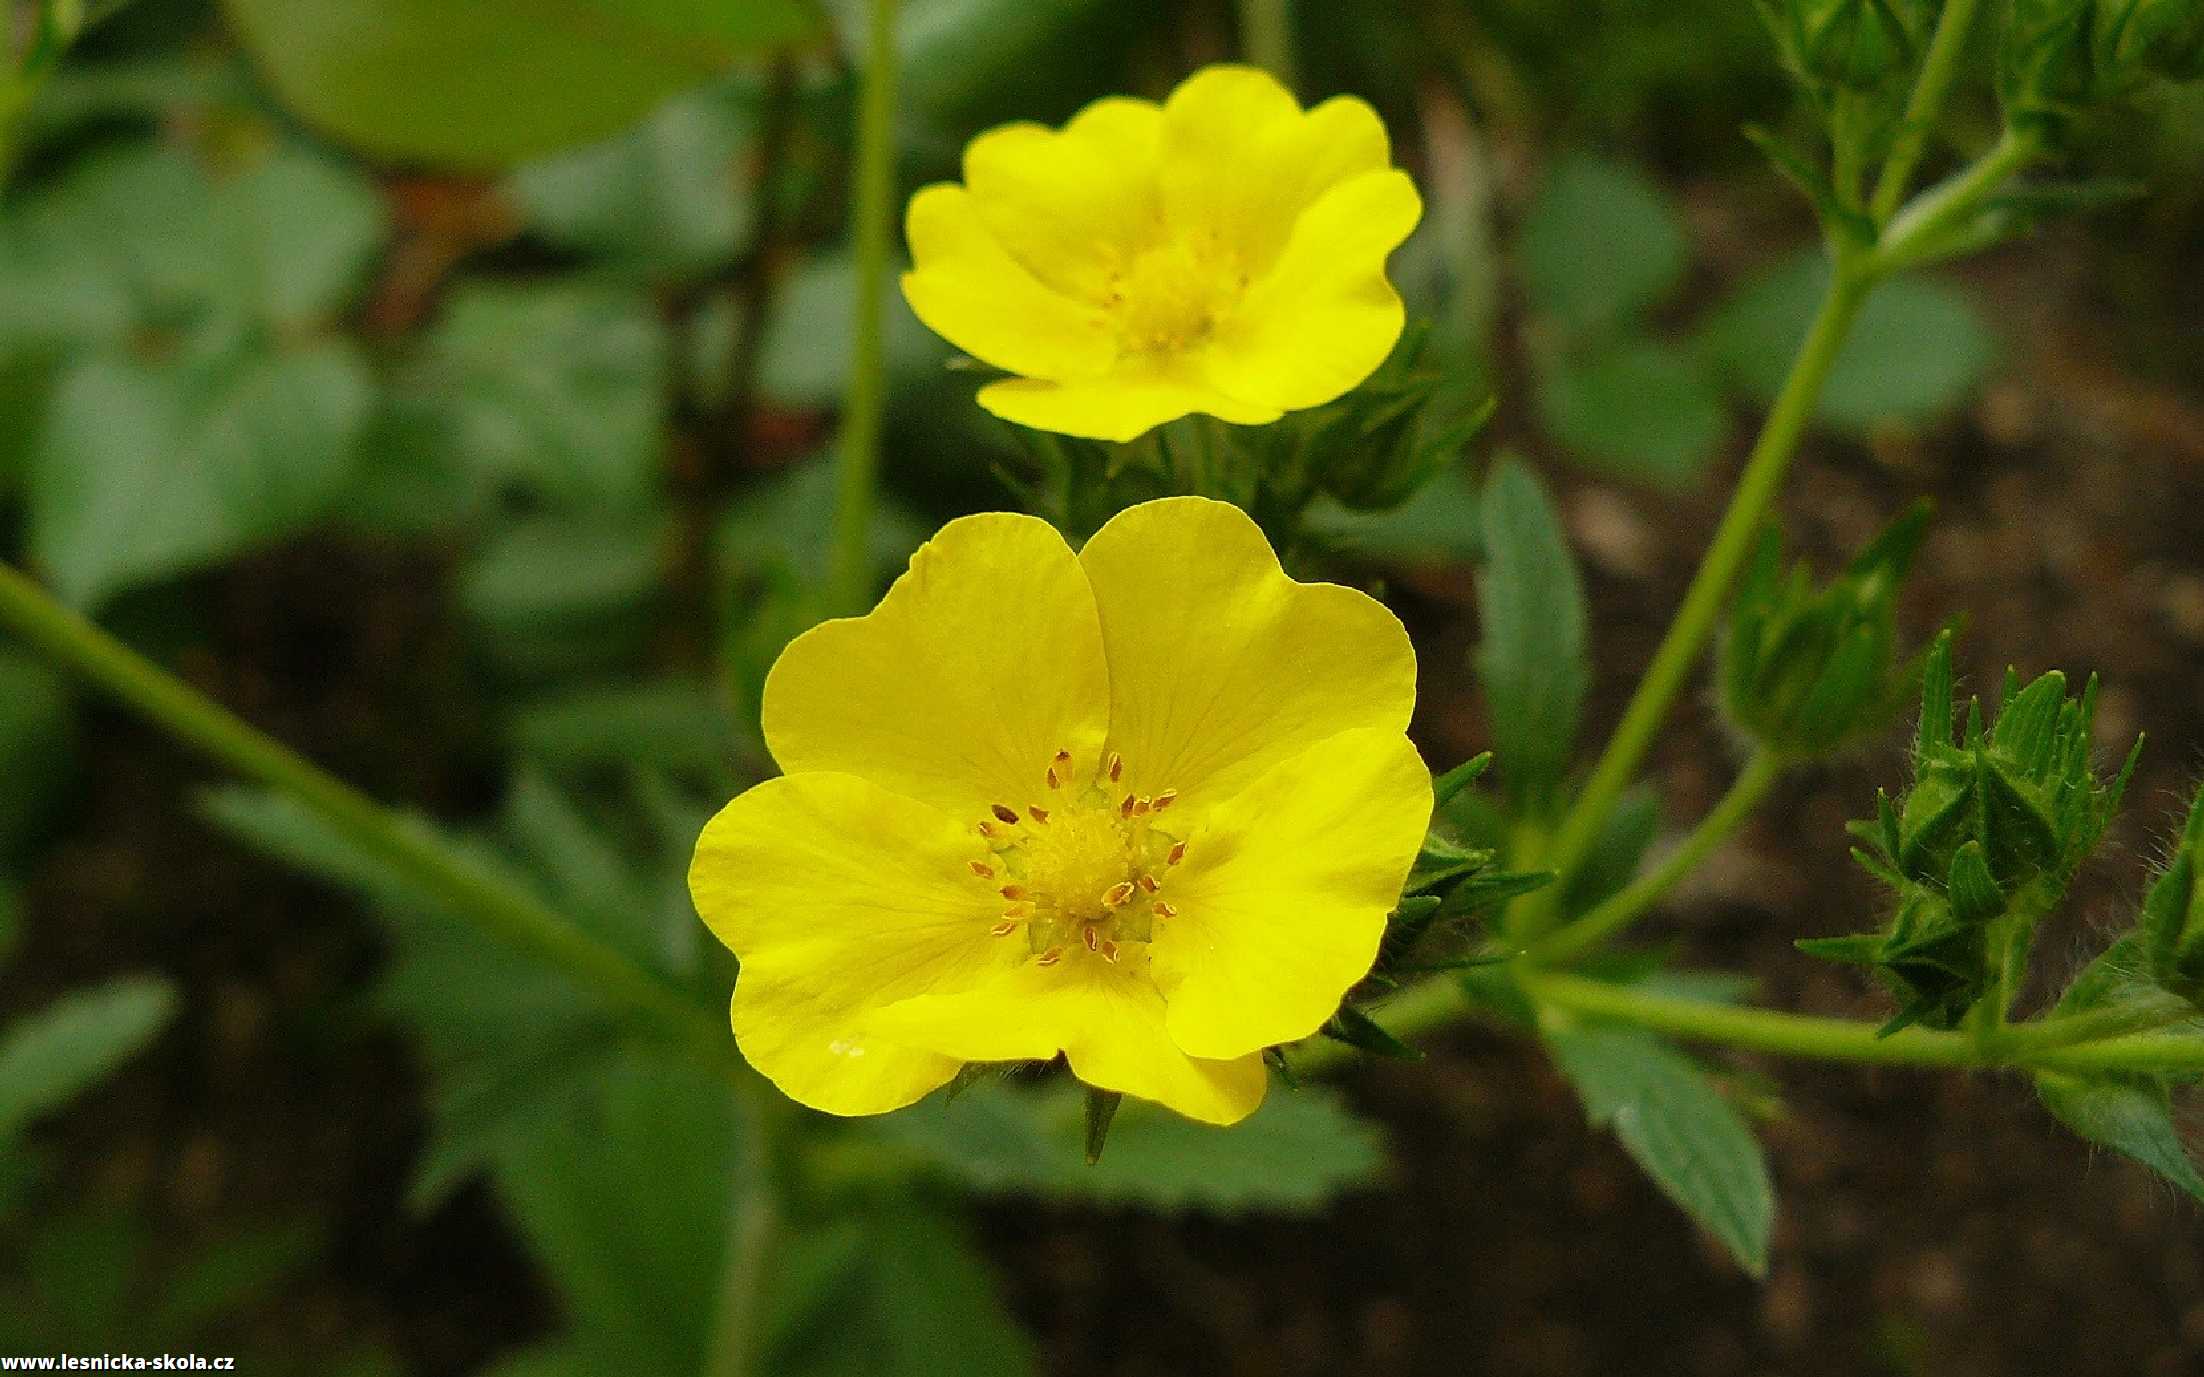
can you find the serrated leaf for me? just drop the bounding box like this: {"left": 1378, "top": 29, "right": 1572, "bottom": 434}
{"left": 1535, "top": 340, "right": 1727, "bottom": 488}
{"left": 1546, "top": 1025, "right": 1774, "bottom": 1275}
{"left": 1517, "top": 153, "right": 1690, "bottom": 335}
{"left": 0, "top": 976, "right": 177, "bottom": 1138}
{"left": 878, "top": 1084, "right": 1387, "bottom": 1216}
{"left": 1475, "top": 458, "right": 1588, "bottom": 806}
{"left": 2038, "top": 1071, "right": 2204, "bottom": 1204}
{"left": 221, "top": 0, "right": 821, "bottom": 169}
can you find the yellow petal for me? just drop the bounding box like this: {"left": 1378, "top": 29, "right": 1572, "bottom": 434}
{"left": 1206, "top": 168, "right": 1419, "bottom": 411}
{"left": 900, "top": 183, "right": 1114, "bottom": 380}
{"left": 762, "top": 511, "right": 1109, "bottom": 820}
{"left": 977, "top": 371, "right": 1280, "bottom": 444}
{"left": 690, "top": 771, "right": 1021, "bottom": 1116}
{"left": 1160, "top": 66, "right": 1393, "bottom": 277}
{"left": 962, "top": 97, "right": 1165, "bottom": 303}
{"left": 1078, "top": 496, "right": 1417, "bottom": 805}
{"left": 870, "top": 954, "right": 1268, "bottom": 1125}
{"left": 1152, "top": 727, "right": 1432, "bottom": 1060}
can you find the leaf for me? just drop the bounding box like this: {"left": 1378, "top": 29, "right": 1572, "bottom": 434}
{"left": 216, "top": 146, "right": 389, "bottom": 325}
{"left": 220, "top": 0, "right": 823, "bottom": 169}
{"left": 458, "top": 512, "right": 667, "bottom": 676}
{"left": 508, "top": 81, "right": 756, "bottom": 272}
{"left": 754, "top": 254, "right": 946, "bottom": 407}
{"left": 2038, "top": 1071, "right": 2204, "bottom": 1204}
{"left": 505, "top": 678, "right": 742, "bottom": 779}
{"left": 878, "top": 1083, "right": 1388, "bottom": 1216}
{"left": 28, "top": 342, "right": 373, "bottom": 608}
{"left": 0, "top": 651, "right": 74, "bottom": 857}
{"left": 0, "top": 976, "right": 178, "bottom": 1138}
{"left": 1546, "top": 1025, "right": 1775, "bottom": 1276}
{"left": 1698, "top": 249, "right": 1997, "bottom": 434}
{"left": 1475, "top": 458, "right": 1590, "bottom": 806}
{"left": 1559, "top": 784, "right": 1661, "bottom": 916}
{"left": 1517, "top": 153, "right": 1690, "bottom": 335}
{"left": 414, "top": 282, "right": 669, "bottom": 510}
{"left": 1534, "top": 340, "right": 1727, "bottom": 488}
{"left": 1303, "top": 461, "right": 1484, "bottom": 563}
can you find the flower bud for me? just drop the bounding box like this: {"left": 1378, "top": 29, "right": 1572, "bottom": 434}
{"left": 1761, "top": 0, "right": 1929, "bottom": 92}
{"left": 1719, "top": 503, "right": 1928, "bottom": 759}
{"left": 2001, "top": 0, "right": 2204, "bottom": 122}
{"left": 2096, "top": 0, "right": 2204, "bottom": 82}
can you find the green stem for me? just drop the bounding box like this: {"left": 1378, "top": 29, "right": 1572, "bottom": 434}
{"left": 1871, "top": 127, "right": 2041, "bottom": 274}
{"left": 1526, "top": 267, "right": 1871, "bottom": 927}
{"left": 1237, "top": 0, "right": 1297, "bottom": 92}
{"left": 1867, "top": 0, "right": 1986, "bottom": 224}
{"left": 1530, "top": 751, "right": 1784, "bottom": 967}
{"left": 703, "top": 1117, "right": 786, "bottom": 1377}
{"left": 0, "top": 561, "right": 743, "bottom": 1076}
{"left": 826, "top": 0, "right": 901, "bottom": 617}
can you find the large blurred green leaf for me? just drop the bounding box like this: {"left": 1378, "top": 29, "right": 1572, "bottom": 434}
{"left": 220, "top": 0, "right": 823, "bottom": 169}
{"left": 508, "top": 82, "right": 756, "bottom": 273}
{"left": 28, "top": 342, "right": 373, "bottom": 608}
{"left": 879, "top": 1082, "right": 1388, "bottom": 1215}
{"left": 755, "top": 255, "right": 945, "bottom": 408}
{"left": 1475, "top": 458, "right": 1589, "bottom": 806}
{"left": 0, "top": 652, "right": 74, "bottom": 858}
{"left": 0, "top": 976, "right": 177, "bottom": 1139}
{"left": 1517, "top": 153, "right": 1690, "bottom": 336}
{"left": 1534, "top": 341, "right": 1726, "bottom": 488}
{"left": 1698, "top": 250, "right": 1997, "bottom": 433}
{"left": 1546, "top": 1024, "right": 1774, "bottom": 1276}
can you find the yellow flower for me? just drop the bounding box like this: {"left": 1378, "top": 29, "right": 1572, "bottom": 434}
{"left": 690, "top": 497, "right": 1430, "bottom": 1125}
{"left": 900, "top": 65, "right": 1423, "bottom": 444}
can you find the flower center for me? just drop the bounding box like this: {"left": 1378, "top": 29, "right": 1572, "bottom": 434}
{"left": 1105, "top": 240, "right": 1235, "bottom": 356}
{"left": 969, "top": 750, "right": 1186, "bottom": 967}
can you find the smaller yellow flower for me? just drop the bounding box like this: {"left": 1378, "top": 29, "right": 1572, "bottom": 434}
{"left": 901, "top": 65, "right": 1423, "bottom": 444}
{"left": 689, "top": 497, "right": 1430, "bottom": 1125}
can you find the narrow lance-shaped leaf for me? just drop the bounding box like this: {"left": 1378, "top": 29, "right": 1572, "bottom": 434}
{"left": 1475, "top": 458, "right": 1589, "bottom": 808}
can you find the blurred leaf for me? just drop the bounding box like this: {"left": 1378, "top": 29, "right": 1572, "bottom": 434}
{"left": 22, "top": 1207, "right": 138, "bottom": 1339}
{"left": 28, "top": 342, "right": 373, "bottom": 608}
{"left": 879, "top": 1083, "right": 1386, "bottom": 1215}
{"left": 1305, "top": 462, "right": 1483, "bottom": 562}
{"left": 220, "top": 0, "right": 822, "bottom": 169}
{"left": 2038, "top": 1071, "right": 2204, "bottom": 1204}
{"left": 0, "top": 652, "right": 74, "bottom": 857}
{"left": 506, "top": 679, "right": 742, "bottom": 779}
{"left": 0, "top": 976, "right": 177, "bottom": 1138}
{"left": 1546, "top": 1025, "right": 1774, "bottom": 1276}
{"left": 756, "top": 255, "right": 945, "bottom": 407}
{"left": 145, "top": 1220, "right": 322, "bottom": 1340}
{"left": 1475, "top": 458, "right": 1589, "bottom": 806}
{"left": 0, "top": 883, "right": 19, "bottom": 967}
{"left": 21, "top": 54, "right": 254, "bottom": 150}
{"left": 508, "top": 82, "right": 756, "bottom": 272}
{"left": 1560, "top": 785, "right": 1661, "bottom": 916}
{"left": 417, "top": 283, "right": 669, "bottom": 510}
{"left": 720, "top": 454, "right": 927, "bottom": 585}
{"left": 1517, "top": 153, "right": 1690, "bottom": 335}
{"left": 1699, "top": 250, "right": 1997, "bottom": 433}
{"left": 459, "top": 512, "right": 666, "bottom": 675}
{"left": 1535, "top": 341, "right": 1726, "bottom": 488}
{"left": 216, "top": 147, "right": 389, "bottom": 325}
{"left": 769, "top": 1203, "right": 1038, "bottom": 1377}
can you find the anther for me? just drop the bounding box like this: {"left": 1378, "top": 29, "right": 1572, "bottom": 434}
{"left": 1054, "top": 748, "right": 1073, "bottom": 765}
{"left": 1152, "top": 790, "right": 1178, "bottom": 811}
{"left": 1027, "top": 805, "right": 1050, "bottom": 825}
{"left": 1002, "top": 902, "right": 1032, "bottom": 919}
{"left": 1035, "top": 948, "right": 1063, "bottom": 967}
{"left": 1103, "top": 880, "right": 1136, "bottom": 909}
{"left": 977, "top": 820, "right": 997, "bottom": 839}
{"left": 1138, "top": 874, "right": 1160, "bottom": 893}
{"left": 1108, "top": 753, "right": 1123, "bottom": 782}
{"left": 1167, "top": 841, "right": 1187, "bottom": 866}
{"left": 1152, "top": 900, "right": 1178, "bottom": 919}
{"left": 991, "top": 803, "right": 1019, "bottom": 825}
{"left": 1119, "top": 793, "right": 1136, "bottom": 818}
{"left": 1045, "top": 766, "right": 1060, "bottom": 789}
{"left": 1132, "top": 796, "right": 1151, "bottom": 816}
{"left": 968, "top": 860, "right": 995, "bottom": 878}
{"left": 1100, "top": 940, "right": 1120, "bottom": 963}
{"left": 989, "top": 920, "right": 1018, "bottom": 937}
{"left": 1000, "top": 884, "right": 1027, "bottom": 901}
{"left": 1083, "top": 925, "right": 1101, "bottom": 952}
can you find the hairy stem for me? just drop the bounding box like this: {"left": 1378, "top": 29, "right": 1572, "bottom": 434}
{"left": 826, "top": 0, "right": 901, "bottom": 616}
{"left": 1530, "top": 751, "right": 1785, "bottom": 967}
{"left": 1868, "top": 0, "right": 1986, "bottom": 223}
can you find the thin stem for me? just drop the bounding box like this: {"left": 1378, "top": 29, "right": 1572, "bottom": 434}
{"left": 1531, "top": 751, "right": 1784, "bottom": 967}
{"left": 1988, "top": 994, "right": 2198, "bottom": 1059}
{"left": 0, "top": 561, "right": 745, "bottom": 1077}
{"left": 1867, "top": 0, "right": 1985, "bottom": 224}
{"left": 1871, "top": 127, "right": 2041, "bottom": 273}
{"left": 1527, "top": 267, "right": 1872, "bottom": 927}
{"left": 703, "top": 1115, "right": 785, "bottom": 1377}
{"left": 825, "top": 0, "right": 901, "bottom": 617}
{"left": 1237, "top": 0, "right": 1297, "bottom": 92}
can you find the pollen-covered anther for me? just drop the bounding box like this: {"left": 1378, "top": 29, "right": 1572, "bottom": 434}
{"left": 1119, "top": 793, "right": 1136, "bottom": 818}
{"left": 1100, "top": 940, "right": 1120, "bottom": 964}
{"left": 1027, "top": 806, "right": 1050, "bottom": 825}
{"left": 1152, "top": 900, "right": 1178, "bottom": 919}
{"left": 1167, "top": 841, "right": 1187, "bottom": 866}
{"left": 1045, "top": 766, "right": 1060, "bottom": 789}
{"left": 1000, "top": 884, "right": 1027, "bottom": 901}
{"left": 968, "top": 860, "right": 995, "bottom": 878}
{"left": 990, "top": 803, "right": 1019, "bottom": 825}
{"left": 989, "top": 919, "right": 1019, "bottom": 937}
{"left": 1132, "top": 796, "right": 1152, "bottom": 817}
{"left": 1103, "top": 880, "right": 1136, "bottom": 909}
{"left": 1107, "top": 752, "right": 1123, "bottom": 782}
{"left": 1151, "top": 790, "right": 1178, "bottom": 811}
{"left": 1035, "top": 948, "right": 1063, "bottom": 967}
{"left": 977, "top": 820, "right": 997, "bottom": 839}
{"left": 1138, "top": 874, "right": 1160, "bottom": 893}
{"left": 1083, "top": 925, "right": 1101, "bottom": 952}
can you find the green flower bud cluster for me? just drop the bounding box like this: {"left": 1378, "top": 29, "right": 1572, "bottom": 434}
{"left": 2001, "top": 0, "right": 2204, "bottom": 123}
{"left": 1720, "top": 504, "right": 1929, "bottom": 760}
{"left": 1758, "top": 0, "right": 1934, "bottom": 94}
{"left": 1291, "top": 321, "right": 1494, "bottom": 513}
{"left": 1802, "top": 633, "right": 2142, "bottom": 1030}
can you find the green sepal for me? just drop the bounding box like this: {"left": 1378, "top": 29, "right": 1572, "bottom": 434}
{"left": 1082, "top": 1088, "right": 1123, "bottom": 1166}
{"left": 1433, "top": 752, "right": 1494, "bottom": 810}
{"left": 1322, "top": 1004, "right": 1424, "bottom": 1061}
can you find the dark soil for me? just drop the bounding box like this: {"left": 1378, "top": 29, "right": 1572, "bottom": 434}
{"left": 13, "top": 223, "right": 2204, "bottom": 1376}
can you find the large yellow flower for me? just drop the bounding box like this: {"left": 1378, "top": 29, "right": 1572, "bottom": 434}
{"left": 690, "top": 497, "right": 1429, "bottom": 1125}
{"left": 900, "top": 65, "right": 1423, "bottom": 444}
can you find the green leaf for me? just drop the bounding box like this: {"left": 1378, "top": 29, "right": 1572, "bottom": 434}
{"left": 28, "top": 342, "right": 373, "bottom": 608}
{"left": 1303, "top": 462, "right": 1484, "bottom": 563}
{"left": 459, "top": 512, "right": 667, "bottom": 676}
{"left": 2038, "top": 1071, "right": 2204, "bottom": 1204}
{"left": 216, "top": 146, "right": 389, "bottom": 325}
{"left": 1546, "top": 1025, "right": 1775, "bottom": 1276}
{"left": 879, "top": 1083, "right": 1388, "bottom": 1216}
{"left": 414, "top": 282, "right": 669, "bottom": 510}
{"left": 0, "top": 651, "right": 74, "bottom": 857}
{"left": 1475, "top": 458, "right": 1589, "bottom": 806}
{"left": 754, "top": 254, "right": 946, "bottom": 407}
{"left": 1699, "top": 250, "right": 1996, "bottom": 433}
{"left": 508, "top": 81, "right": 756, "bottom": 272}
{"left": 1517, "top": 153, "right": 1690, "bottom": 335}
{"left": 220, "top": 0, "right": 822, "bottom": 169}
{"left": 1560, "top": 784, "right": 1661, "bottom": 916}
{"left": 1535, "top": 340, "right": 1727, "bottom": 488}
{"left": 0, "top": 976, "right": 177, "bottom": 1138}
{"left": 505, "top": 678, "right": 742, "bottom": 779}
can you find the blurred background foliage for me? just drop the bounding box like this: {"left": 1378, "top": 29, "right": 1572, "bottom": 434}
{"left": 1, "top": 0, "right": 2200, "bottom": 1373}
